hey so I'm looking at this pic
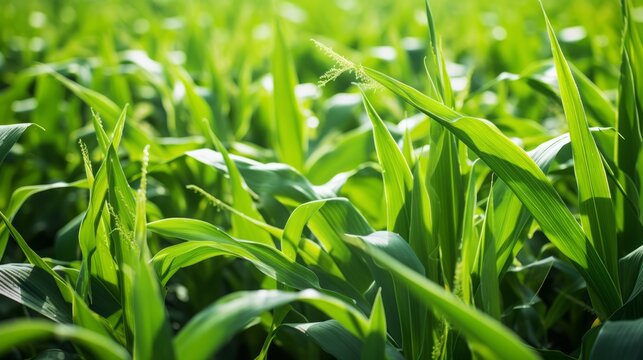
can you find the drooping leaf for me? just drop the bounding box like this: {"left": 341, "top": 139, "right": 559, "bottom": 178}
{"left": 174, "top": 290, "right": 369, "bottom": 360}
{"left": 0, "top": 320, "right": 128, "bottom": 360}
{"left": 0, "top": 123, "right": 33, "bottom": 166}
{"left": 359, "top": 64, "right": 621, "bottom": 318}
{"left": 344, "top": 232, "right": 539, "bottom": 360}
{"left": 148, "top": 218, "right": 320, "bottom": 290}
{"left": 0, "top": 264, "right": 72, "bottom": 323}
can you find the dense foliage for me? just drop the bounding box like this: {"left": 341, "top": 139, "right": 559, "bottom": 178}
{"left": 0, "top": 0, "right": 642, "bottom": 359}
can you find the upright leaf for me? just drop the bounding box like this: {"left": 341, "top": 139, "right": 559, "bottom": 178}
{"left": 272, "top": 20, "right": 306, "bottom": 171}
{"left": 541, "top": 2, "right": 619, "bottom": 280}
{"left": 344, "top": 232, "right": 538, "bottom": 360}
{"left": 204, "top": 122, "right": 273, "bottom": 245}
{"left": 357, "top": 64, "right": 622, "bottom": 318}
{"left": 132, "top": 147, "right": 175, "bottom": 360}
{"left": 361, "top": 91, "right": 413, "bottom": 238}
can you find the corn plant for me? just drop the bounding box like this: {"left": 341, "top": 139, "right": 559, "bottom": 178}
{"left": 0, "top": 0, "right": 641, "bottom": 359}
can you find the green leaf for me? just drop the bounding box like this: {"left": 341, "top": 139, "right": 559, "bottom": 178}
{"left": 148, "top": 218, "right": 320, "bottom": 290}
{"left": 356, "top": 232, "right": 427, "bottom": 358}
{"left": 286, "top": 320, "right": 404, "bottom": 360}
{"left": 187, "top": 149, "right": 320, "bottom": 222}
{"left": 361, "top": 289, "right": 387, "bottom": 360}
{"left": 0, "top": 180, "right": 87, "bottom": 260}
{"left": 132, "top": 259, "right": 175, "bottom": 360}
{"left": 151, "top": 242, "right": 227, "bottom": 286}
{"left": 285, "top": 198, "right": 373, "bottom": 290}
{"left": 541, "top": 2, "right": 619, "bottom": 281}
{"left": 361, "top": 90, "right": 413, "bottom": 238}
{"left": 0, "top": 264, "right": 72, "bottom": 323}
{"left": 611, "top": 245, "right": 643, "bottom": 320}
{"left": 0, "top": 210, "right": 113, "bottom": 339}
{"left": 478, "top": 191, "right": 502, "bottom": 319}
{"left": 204, "top": 122, "right": 273, "bottom": 245}
{"left": 590, "top": 318, "right": 643, "bottom": 360}
{"left": 272, "top": 20, "right": 306, "bottom": 171}
{"left": 493, "top": 128, "right": 613, "bottom": 274}
{"left": 359, "top": 65, "right": 621, "bottom": 318}
{"left": 427, "top": 123, "right": 463, "bottom": 289}
{"left": 0, "top": 123, "right": 33, "bottom": 166}
{"left": 174, "top": 290, "right": 369, "bottom": 360}
{"left": 615, "top": 0, "right": 643, "bottom": 256}
{"left": 0, "top": 320, "right": 129, "bottom": 360}
{"left": 345, "top": 233, "right": 539, "bottom": 360}
{"left": 305, "top": 126, "right": 374, "bottom": 185}
{"left": 132, "top": 148, "right": 175, "bottom": 360}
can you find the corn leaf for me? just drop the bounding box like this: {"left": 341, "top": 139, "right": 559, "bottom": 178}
{"left": 360, "top": 65, "right": 622, "bottom": 318}
{"left": 0, "top": 264, "right": 72, "bottom": 323}
{"left": 272, "top": 20, "right": 306, "bottom": 171}
{"left": 345, "top": 232, "right": 539, "bottom": 360}
{"left": 148, "top": 218, "right": 320, "bottom": 290}
{"left": 541, "top": 3, "right": 618, "bottom": 281}
{"left": 361, "top": 91, "right": 413, "bottom": 238}
{"left": 0, "top": 123, "right": 33, "bottom": 166}
{"left": 174, "top": 290, "right": 369, "bottom": 360}
{"left": 0, "top": 320, "right": 129, "bottom": 360}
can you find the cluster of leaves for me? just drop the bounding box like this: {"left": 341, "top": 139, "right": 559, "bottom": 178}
{"left": 0, "top": 0, "right": 641, "bottom": 359}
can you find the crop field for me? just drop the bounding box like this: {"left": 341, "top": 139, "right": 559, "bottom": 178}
{"left": 0, "top": 0, "right": 642, "bottom": 359}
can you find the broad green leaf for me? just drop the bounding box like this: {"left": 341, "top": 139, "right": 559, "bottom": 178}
{"left": 427, "top": 123, "right": 463, "bottom": 289}
{"left": 104, "top": 145, "right": 139, "bottom": 346}
{"left": 286, "top": 198, "right": 372, "bottom": 290}
{"left": 0, "top": 264, "right": 72, "bottom": 323}
{"left": 361, "top": 91, "right": 413, "bottom": 238}
{"left": 148, "top": 218, "right": 320, "bottom": 290}
{"left": 151, "top": 242, "right": 227, "bottom": 286}
{"left": 174, "top": 290, "right": 369, "bottom": 360}
{"left": 493, "top": 129, "right": 613, "bottom": 274}
{"left": 286, "top": 320, "right": 404, "bottom": 360}
{"left": 357, "top": 231, "right": 427, "bottom": 359}
{"left": 0, "top": 320, "right": 129, "bottom": 360}
{"left": 132, "top": 258, "right": 175, "bottom": 360}
{"left": 542, "top": 3, "right": 618, "bottom": 281}
{"left": 345, "top": 233, "right": 539, "bottom": 360}
{"left": 361, "top": 289, "right": 387, "bottom": 360}
{"left": 47, "top": 71, "right": 161, "bottom": 160}
{"left": 359, "top": 65, "right": 621, "bottom": 318}
{"left": 132, "top": 147, "right": 175, "bottom": 360}
{"left": 272, "top": 20, "right": 306, "bottom": 171}
{"left": 187, "top": 148, "right": 320, "bottom": 224}
{"left": 287, "top": 321, "right": 361, "bottom": 360}
{"left": 615, "top": 0, "right": 643, "bottom": 256}
{"left": 0, "top": 211, "right": 113, "bottom": 339}
{"left": 0, "top": 180, "right": 86, "bottom": 260}
{"left": 408, "top": 157, "right": 437, "bottom": 282}
{"left": 461, "top": 159, "right": 481, "bottom": 305}
{"left": 76, "top": 146, "right": 118, "bottom": 299}
{"left": 590, "top": 318, "right": 643, "bottom": 360}
{"left": 611, "top": 246, "right": 643, "bottom": 320}
{"left": 305, "top": 126, "right": 374, "bottom": 185}
{"left": 169, "top": 65, "right": 230, "bottom": 143}
{"left": 204, "top": 121, "right": 273, "bottom": 245}
{"left": 0, "top": 123, "right": 33, "bottom": 166}
{"left": 478, "top": 191, "right": 502, "bottom": 319}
